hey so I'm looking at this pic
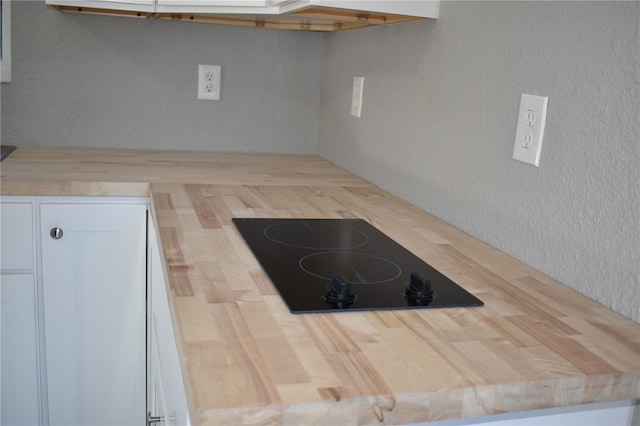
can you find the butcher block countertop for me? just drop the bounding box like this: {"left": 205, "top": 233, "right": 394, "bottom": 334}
{"left": 2, "top": 147, "right": 639, "bottom": 425}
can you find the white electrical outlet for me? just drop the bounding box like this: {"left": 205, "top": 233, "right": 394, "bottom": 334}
{"left": 198, "top": 64, "right": 221, "bottom": 100}
{"left": 512, "top": 93, "right": 548, "bottom": 167}
{"left": 351, "top": 76, "right": 364, "bottom": 117}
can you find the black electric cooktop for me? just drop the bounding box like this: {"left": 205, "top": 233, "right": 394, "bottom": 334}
{"left": 233, "top": 218, "right": 483, "bottom": 314}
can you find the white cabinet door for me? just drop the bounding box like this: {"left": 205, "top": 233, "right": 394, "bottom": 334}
{"left": 45, "top": 0, "right": 155, "bottom": 13}
{"left": 147, "top": 215, "right": 191, "bottom": 426}
{"left": 0, "top": 198, "right": 41, "bottom": 425}
{"left": 41, "top": 202, "right": 147, "bottom": 426}
{"left": 0, "top": 274, "right": 40, "bottom": 426}
{"left": 281, "top": 0, "right": 439, "bottom": 18}
{"left": 154, "top": 0, "right": 285, "bottom": 14}
{"left": 307, "top": 1, "right": 438, "bottom": 18}
{"left": 157, "top": 0, "right": 270, "bottom": 6}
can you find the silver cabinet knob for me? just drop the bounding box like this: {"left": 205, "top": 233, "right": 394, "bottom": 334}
{"left": 50, "top": 227, "right": 64, "bottom": 240}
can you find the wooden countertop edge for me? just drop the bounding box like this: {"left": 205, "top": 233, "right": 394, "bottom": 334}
{"left": 0, "top": 179, "right": 150, "bottom": 197}
{"left": 0, "top": 146, "right": 372, "bottom": 188}
{"left": 148, "top": 192, "right": 200, "bottom": 422}
{"left": 194, "top": 372, "right": 640, "bottom": 425}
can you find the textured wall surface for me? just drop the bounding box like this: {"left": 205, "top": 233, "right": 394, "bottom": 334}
{"left": 2, "top": 1, "right": 638, "bottom": 323}
{"left": 317, "top": 1, "right": 640, "bottom": 321}
{"left": 1, "top": 1, "right": 321, "bottom": 153}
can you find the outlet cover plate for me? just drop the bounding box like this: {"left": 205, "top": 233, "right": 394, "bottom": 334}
{"left": 351, "top": 76, "right": 364, "bottom": 117}
{"left": 198, "top": 64, "right": 221, "bottom": 100}
{"left": 512, "top": 93, "right": 548, "bottom": 167}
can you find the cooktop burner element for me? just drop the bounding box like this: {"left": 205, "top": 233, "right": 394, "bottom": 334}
{"left": 233, "top": 218, "right": 484, "bottom": 314}
{"left": 264, "top": 221, "right": 369, "bottom": 250}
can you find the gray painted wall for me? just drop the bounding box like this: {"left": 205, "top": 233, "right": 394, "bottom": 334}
{"left": 1, "top": 1, "right": 321, "bottom": 153}
{"left": 2, "top": 1, "right": 638, "bottom": 322}
{"left": 317, "top": 1, "right": 640, "bottom": 321}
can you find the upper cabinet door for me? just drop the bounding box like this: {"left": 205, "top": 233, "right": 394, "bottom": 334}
{"left": 45, "top": 0, "right": 155, "bottom": 13}
{"left": 154, "top": 0, "right": 293, "bottom": 14}
{"left": 283, "top": 0, "right": 438, "bottom": 18}
{"left": 157, "top": 0, "right": 271, "bottom": 6}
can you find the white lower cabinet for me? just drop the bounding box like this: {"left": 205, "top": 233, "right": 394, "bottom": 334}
{"left": 1, "top": 273, "right": 40, "bottom": 426}
{"left": 1, "top": 198, "right": 41, "bottom": 426}
{"left": 40, "top": 200, "right": 147, "bottom": 425}
{"left": 1, "top": 196, "right": 154, "bottom": 425}
{"left": 419, "top": 399, "right": 635, "bottom": 426}
{"left": 147, "top": 213, "right": 191, "bottom": 426}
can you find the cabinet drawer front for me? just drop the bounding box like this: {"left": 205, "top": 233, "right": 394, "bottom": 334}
{"left": 0, "top": 200, "right": 35, "bottom": 270}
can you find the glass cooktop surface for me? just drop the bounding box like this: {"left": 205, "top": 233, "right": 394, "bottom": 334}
{"left": 233, "top": 218, "right": 483, "bottom": 314}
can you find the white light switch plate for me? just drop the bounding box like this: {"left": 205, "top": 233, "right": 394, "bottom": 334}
{"left": 512, "top": 93, "right": 548, "bottom": 167}
{"left": 351, "top": 76, "right": 364, "bottom": 117}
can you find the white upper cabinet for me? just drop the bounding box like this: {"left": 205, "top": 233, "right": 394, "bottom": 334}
{"left": 156, "top": 0, "right": 292, "bottom": 8}
{"left": 46, "top": 0, "right": 438, "bottom": 31}
{"left": 46, "top": 0, "right": 155, "bottom": 14}
{"left": 284, "top": 1, "right": 438, "bottom": 19}
{"left": 154, "top": 0, "right": 287, "bottom": 14}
